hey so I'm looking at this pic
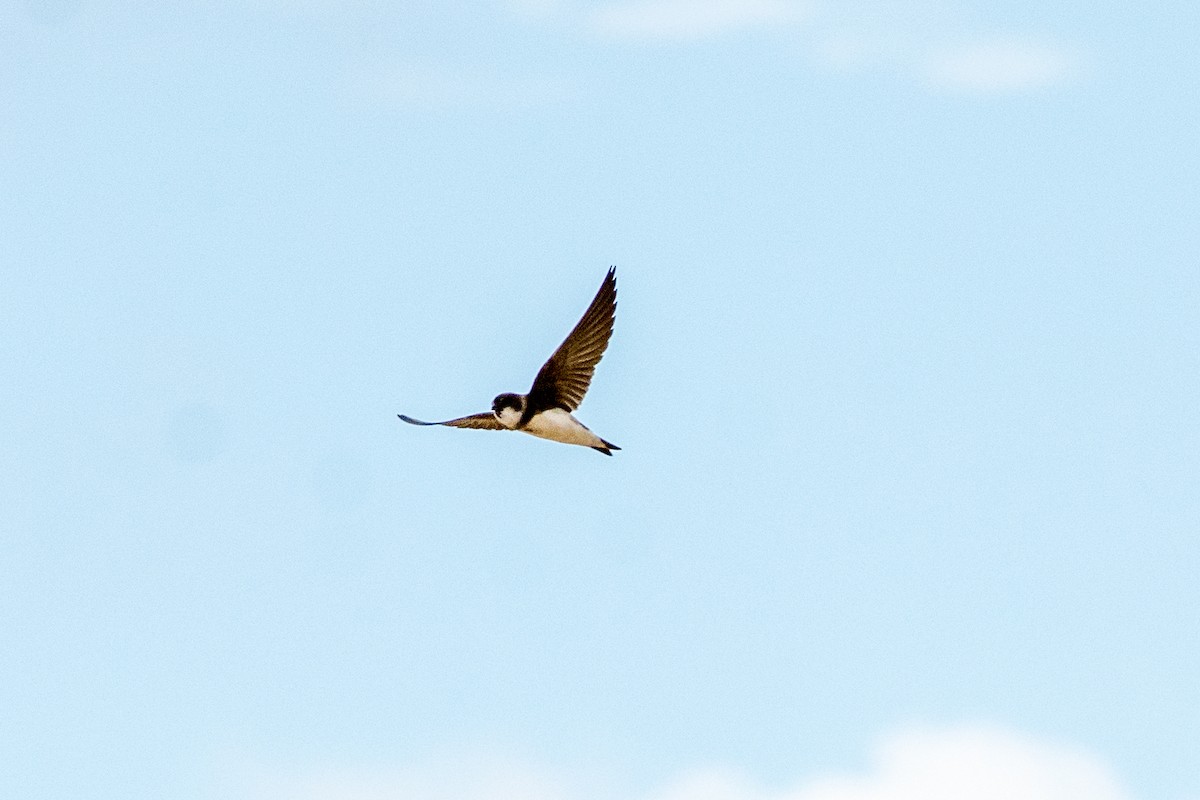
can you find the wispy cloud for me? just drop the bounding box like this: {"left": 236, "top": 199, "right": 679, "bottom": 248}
{"left": 652, "top": 725, "right": 1130, "bottom": 800}
{"left": 923, "top": 39, "right": 1085, "bottom": 93}
{"left": 237, "top": 724, "right": 1131, "bottom": 800}
{"left": 525, "top": 0, "right": 1089, "bottom": 93}
{"left": 590, "top": 0, "right": 812, "bottom": 41}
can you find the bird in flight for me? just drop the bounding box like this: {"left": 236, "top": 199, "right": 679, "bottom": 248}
{"left": 399, "top": 268, "right": 620, "bottom": 456}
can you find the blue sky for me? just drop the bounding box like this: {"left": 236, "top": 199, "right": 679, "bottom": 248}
{"left": 2, "top": 1, "right": 1198, "bottom": 799}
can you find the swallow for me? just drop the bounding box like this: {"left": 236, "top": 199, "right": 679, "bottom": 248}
{"left": 399, "top": 268, "right": 620, "bottom": 455}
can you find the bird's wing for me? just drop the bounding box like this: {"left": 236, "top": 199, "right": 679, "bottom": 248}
{"left": 527, "top": 267, "right": 617, "bottom": 413}
{"left": 397, "top": 412, "right": 506, "bottom": 430}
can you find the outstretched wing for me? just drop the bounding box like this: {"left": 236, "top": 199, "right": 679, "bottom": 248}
{"left": 527, "top": 267, "right": 617, "bottom": 413}
{"left": 397, "top": 412, "right": 506, "bottom": 430}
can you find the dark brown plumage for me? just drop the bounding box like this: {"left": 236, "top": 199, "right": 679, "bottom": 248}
{"left": 397, "top": 412, "right": 506, "bottom": 430}
{"left": 522, "top": 267, "right": 617, "bottom": 424}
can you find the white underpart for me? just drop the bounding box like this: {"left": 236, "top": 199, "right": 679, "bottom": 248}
{"left": 522, "top": 408, "right": 607, "bottom": 449}
{"left": 495, "top": 405, "right": 522, "bottom": 429}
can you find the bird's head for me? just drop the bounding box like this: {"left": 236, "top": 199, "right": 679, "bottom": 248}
{"left": 491, "top": 393, "right": 525, "bottom": 429}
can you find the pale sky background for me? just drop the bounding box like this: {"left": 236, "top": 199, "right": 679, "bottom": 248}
{"left": 2, "top": 1, "right": 1198, "bottom": 799}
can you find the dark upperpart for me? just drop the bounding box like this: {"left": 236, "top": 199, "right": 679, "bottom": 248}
{"left": 491, "top": 393, "right": 524, "bottom": 414}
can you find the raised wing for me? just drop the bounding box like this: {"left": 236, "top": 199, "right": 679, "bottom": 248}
{"left": 526, "top": 267, "right": 617, "bottom": 414}
{"left": 397, "top": 412, "right": 506, "bottom": 430}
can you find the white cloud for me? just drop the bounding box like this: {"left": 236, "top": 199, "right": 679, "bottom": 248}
{"left": 527, "top": 1, "right": 1089, "bottom": 93}
{"left": 806, "top": 725, "right": 1128, "bottom": 800}
{"left": 651, "top": 726, "right": 1130, "bottom": 800}
{"left": 237, "top": 725, "right": 1132, "bottom": 800}
{"left": 923, "top": 40, "right": 1084, "bottom": 93}
{"left": 590, "top": 0, "right": 811, "bottom": 41}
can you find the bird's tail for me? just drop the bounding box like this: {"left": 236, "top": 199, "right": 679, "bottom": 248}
{"left": 591, "top": 439, "right": 621, "bottom": 456}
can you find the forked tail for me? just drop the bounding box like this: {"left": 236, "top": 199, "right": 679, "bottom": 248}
{"left": 591, "top": 439, "right": 621, "bottom": 456}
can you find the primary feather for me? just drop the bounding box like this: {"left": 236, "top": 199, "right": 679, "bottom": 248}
{"left": 396, "top": 413, "right": 506, "bottom": 430}
{"left": 525, "top": 267, "right": 617, "bottom": 417}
